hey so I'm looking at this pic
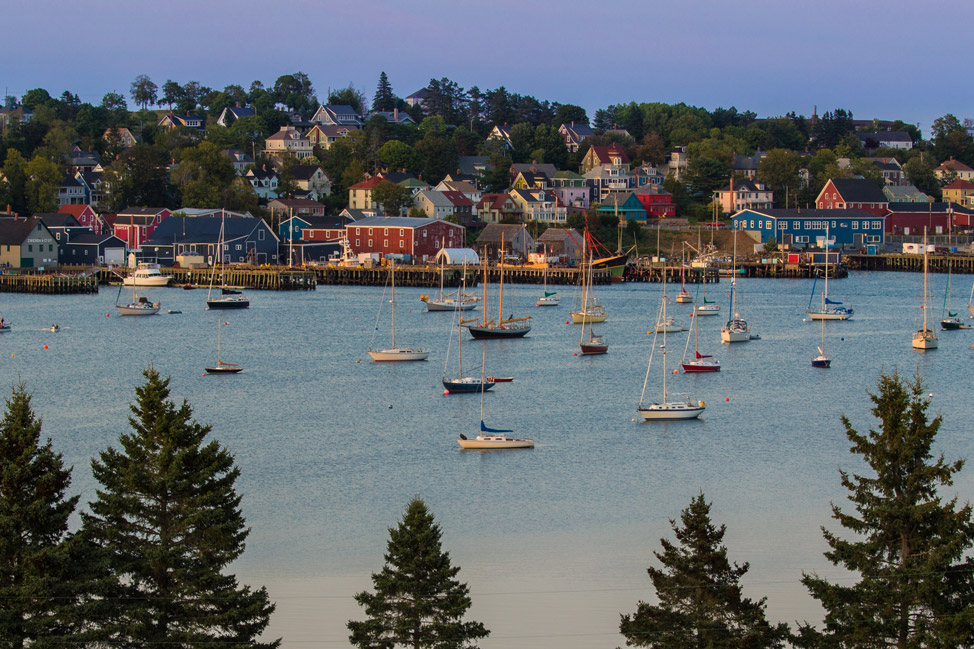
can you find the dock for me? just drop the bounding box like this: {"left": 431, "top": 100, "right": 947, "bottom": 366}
{"left": 0, "top": 273, "right": 99, "bottom": 294}
{"left": 846, "top": 253, "right": 974, "bottom": 274}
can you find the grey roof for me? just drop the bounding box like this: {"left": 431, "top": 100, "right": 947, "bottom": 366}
{"left": 538, "top": 227, "right": 582, "bottom": 243}
{"left": 457, "top": 156, "right": 489, "bottom": 176}
{"left": 146, "top": 216, "right": 275, "bottom": 245}
{"left": 827, "top": 178, "right": 888, "bottom": 203}
{"left": 289, "top": 165, "right": 324, "bottom": 181}
{"left": 326, "top": 104, "right": 360, "bottom": 116}
{"left": 887, "top": 201, "right": 974, "bottom": 215}
{"left": 511, "top": 163, "right": 558, "bottom": 177}
{"left": 379, "top": 171, "right": 416, "bottom": 183}
{"left": 350, "top": 216, "right": 458, "bottom": 229}
{"left": 476, "top": 223, "right": 529, "bottom": 243}
{"left": 34, "top": 213, "right": 80, "bottom": 228}
{"left": 718, "top": 179, "right": 766, "bottom": 193}
{"left": 119, "top": 207, "right": 169, "bottom": 216}
{"left": 289, "top": 215, "right": 352, "bottom": 229}
{"left": 66, "top": 232, "right": 123, "bottom": 245}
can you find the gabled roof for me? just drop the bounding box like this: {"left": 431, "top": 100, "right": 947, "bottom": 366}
{"left": 66, "top": 232, "right": 123, "bottom": 246}
{"left": 407, "top": 89, "right": 430, "bottom": 100}
{"left": 942, "top": 179, "right": 974, "bottom": 191}
{"left": 825, "top": 178, "right": 888, "bottom": 203}
{"left": 718, "top": 179, "right": 767, "bottom": 193}
{"left": 936, "top": 158, "right": 974, "bottom": 173}
{"left": 511, "top": 162, "right": 558, "bottom": 177}
{"left": 118, "top": 207, "right": 169, "bottom": 217}
{"left": 856, "top": 131, "right": 912, "bottom": 144}
{"left": 58, "top": 204, "right": 96, "bottom": 217}
{"left": 477, "top": 193, "right": 516, "bottom": 210}
{"left": 33, "top": 213, "right": 81, "bottom": 228}
{"left": 883, "top": 185, "right": 929, "bottom": 201}
{"left": 224, "top": 106, "right": 255, "bottom": 120}
{"left": 415, "top": 190, "right": 454, "bottom": 208}
{"left": 349, "top": 177, "right": 384, "bottom": 190}
{"left": 538, "top": 227, "right": 583, "bottom": 244}
{"left": 247, "top": 168, "right": 277, "bottom": 180}
{"left": 0, "top": 217, "right": 45, "bottom": 245}
{"left": 306, "top": 123, "right": 356, "bottom": 136}
{"left": 457, "top": 156, "right": 490, "bottom": 175}
{"left": 559, "top": 123, "right": 595, "bottom": 141}
{"left": 515, "top": 171, "right": 550, "bottom": 186}
{"left": 509, "top": 188, "right": 554, "bottom": 204}
{"left": 886, "top": 202, "right": 974, "bottom": 215}
{"left": 441, "top": 191, "right": 473, "bottom": 207}
{"left": 587, "top": 145, "right": 630, "bottom": 165}
{"left": 437, "top": 180, "right": 478, "bottom": 194}
{"left": 290, "top": 165, "right": 327, "bottom": 181}
{"left": 633, "top": 185, "right": 672, "bottom": 197}
{"left": 268, "top": 198, "right": 323, "bottom": 209}
{"left": 60, "top": 175, "right": 82, "bottom": 188}
{"left": 378, "top": 171, "right": 416, "bottom": 184}
{"left": 288, "top": 215, "right": 352, "bottom": 229}
{"left": 476, "top": 223, "right": 529, "bottom": 243}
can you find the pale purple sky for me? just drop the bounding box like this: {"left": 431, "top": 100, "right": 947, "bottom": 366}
{"left": 5, "top": 0, "right": 971, "bottom": 135}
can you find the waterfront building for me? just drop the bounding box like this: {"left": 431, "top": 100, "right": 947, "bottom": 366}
{"left": 884, "top": 202, "right": 974, "bottom": 236}
{"left": 59, "top": 204, "right": 106, "bottom": 235}
{"left": 279, "top": 215, "right": 352, "bottom": 243}
{"left": 143, "top": 215, "right": 279, "bottom": 266}
{"left": 0, "top": 216, "right": 59, "bottom": 267}
{"left": 731, "top": 208, "right": 885, "bottom": 248}
{"left": 633, "top": 185, "right": 676, "bottom": 218}
{"left": 346, "top": 216, "right": 464, "bottom": 263}
{"left": 62, "top": 232, "right": 126, "bottom": 266}
{"left": 113, "top": 207, "right": 172, "bottom": 249}
{"left": 475, "top": 223, "right": 534, "bottom": 261}
{"left": 597, "top": 190, "right": 646, "bottom": 222}
{"left": 815, "top": 178, "right": 889, "bottom": 216}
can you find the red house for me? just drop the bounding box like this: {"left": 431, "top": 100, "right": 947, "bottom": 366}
{"left": 815, "top": 178, "right": 888, "bottom": 216}
{"left": 346, "top": 216, "right": 465, "bottom": 262}
{"left": 112, "top": 207, "right": 172, "bottom": 249}
{"left": 632, "top": 185, "right": 676, "bottom": 218}
{"left": 58, "top": 203, "right": 104, "bottom": 234}
{"left": 885, "top": 202, "right": 974, "bottom": 235}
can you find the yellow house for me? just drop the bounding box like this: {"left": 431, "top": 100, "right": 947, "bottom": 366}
{"left": 942, "top": 179, "right": 974, "bottom": 204}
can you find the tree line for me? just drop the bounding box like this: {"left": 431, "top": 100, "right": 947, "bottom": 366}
{"left": 3, "top": 369, "right": 973, "bottom": 647}
{"left": 2, "top": 71, "right": 974, "bottom": 223}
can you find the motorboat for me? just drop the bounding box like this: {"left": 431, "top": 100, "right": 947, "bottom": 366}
{"left": 123, "top": 263, "right": 170, "bottom": 287}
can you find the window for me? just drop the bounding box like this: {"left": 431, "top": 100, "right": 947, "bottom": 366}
{"left": 778, "top": 221, "right": 786, "bottom": 230}
{"left": 368, "top": 239, "right": 372, "bottom": 247}
{"left": 235, "top": 244, "right": 242, "bottom": 251}
{"left": 384, "top": 228, "right": 389, "bottom": 235}
{"left": 383, "top": 240, "right": 388, "bottom": 248}
{"left": 368, "top": 228, "right": 373, "bottom": 235}
{"left": 832, "top": 221, "right": 836, "bottom": 228}
{"left": 49, "top": 244, "right": 53, "bottom": 251}
{"left": 400, "top": 229, "right": 405, "bottom": 236}
{"left": 852, "top": 221, "right": 859, "bottom": 229}
{"left": 868, "top": 235, "right": 880, "bottom": 242}
{"left": 356, "top": 239, "right": 360, "bottom": 246}
{"left": 400, "top": 240, "right": 404, "bottom": 247}
{"left": 258, "top": 230, "right": 265, "bottom": 240}
{"left": 804, "top": 221, "right": 811, "bottom": 230}
{"left": 872, "top": 221, "right": 882, "bottom": 229}
{"left": 27, "top": 245, "right": 32, "bottom": 252}
{"left": 795, "top": 236, "right": 809, "bottom": 243}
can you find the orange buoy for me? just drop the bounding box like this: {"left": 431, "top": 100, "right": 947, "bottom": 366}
{"left": 725, "top": 397, "right": 730, "bottom": 401}
{"left": 43, "top": 345, "right": 48, "bottom": 350}
{"left": 443, "top": 390, "right": 449, "bottom": 395}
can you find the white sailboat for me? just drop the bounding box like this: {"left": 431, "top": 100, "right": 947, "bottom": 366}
{"left": 443, "top": 272, "right": 494, "bottom": 392}
{"left": 422, "top": 253, "right": 477, "bottom": 311}
{"left": 720, "top": 228, "right": 750, "bottom": 343}
{"left": 458, "top": 347, "right": 534, "bottom": 449}
{"left": 912, "top": 228, "right": 938, "bottom": 350}
{"left": 578, "top": 253, "right": 608, "bottom": 355}
{"left": 570, "top": 235, "right": 607, "bottom": 324}
{"left": 638, "top": 285, "right": 706, "bottom": 421}
{"left": 806, "top": 225, "right": 852, "bottom": 320}
{"left": 369, "top": 260, "right": 429, "bottom": 362}
{"left": 115, "top": 282, "right": 160, "bottom": 316}
{"left": 811, "top": 290, "right": 831, "bottom": 368}
{"left": 206, "top": 213, "right": 249, "bottom": 309}
{"left": 675, "top": 243, "right": 693, "bottom": 303}
{"left": 681, "top": 309, "right": 719, "bottom": 372}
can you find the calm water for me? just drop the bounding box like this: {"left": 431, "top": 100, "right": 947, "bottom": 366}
{"left": 2, "top": 271, "right": 973, "bottom": 648}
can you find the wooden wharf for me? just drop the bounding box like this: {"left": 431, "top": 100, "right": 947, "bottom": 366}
{"left": 0, "top": 272, "right": 99, "bottom": 294}
{"left": 846, "top": 253, "right": 974, "bottom": 274}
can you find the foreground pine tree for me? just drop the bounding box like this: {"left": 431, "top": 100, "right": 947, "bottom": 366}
{"left": 799, "top": 371, "right": 974, "bottom": 648}
{"left": 348, "top": 497, "right": 489, "bottom": 649}
{"left": 83, "top": 368, "right": 278, "bottom": 647}
{"left": 0, "top": 384, "right": 92, "bottom": 647}
{"left": 620, "top": 493, "right": 790, "bottom": 649}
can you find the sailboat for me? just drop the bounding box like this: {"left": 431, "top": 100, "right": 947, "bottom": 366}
{"left": 806, "top": 225, "right": 852, "bottom": 320}
{"left": 115, "top": 282, "right": 160, "bottom": 316}
{"left": 570, "top": 235, "right": 607, "bottom": 324}
{"left": 207, "top": 214, "right": 249, "bottom": 309}
{"left": 461, "top": 238, "right": 531, "bottom": 339}
{"left": 941, "top": 258, "right": 962, "bottom": 330}
{"left": 443, "top": 274, "right": 494, "bottom": 392}
{"left": 720, "top": 229, "right": 750, "bottom": 343}
{"left": 369, "top": 259, "right": 429, "bottom": 361}
{"left": 681, "top": 310, "right": 719, "bottom": 372}
{"left": 422, "top": 254, "right": 477, "bottom": 311}
{"left": 578, "top": 254, "right": 608, "bottom": 355}
{"left": 458, "top": 347, "right": 534, "bottom": 449}
{"left": 811, "top": 291, "right": 831, "bottom": 368}
{"left": 912, "top": 228, "right": 938, "bottom": 350}
{"left": 205, "top": 319, "right": 243, "bottom": 374}
{"left": 675, "top": 243, "right": 693, "bottom": 303}
{"left": 536, "top": 246, "right": 559, "bottom": 307}
{"left": 638, "top": 291, "right": 706, "bottom": 421}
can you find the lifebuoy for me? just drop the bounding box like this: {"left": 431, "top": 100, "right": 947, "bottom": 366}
{"left": 340, "top": 269, "right": 348, "bottom": 279}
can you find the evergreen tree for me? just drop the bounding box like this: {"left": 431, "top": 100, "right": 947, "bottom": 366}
{"left": 799, "top": 371, "right": 974, "bottom": 648}
{"left": 373, "top": 71, "right": 396, "bottom": 113}
{"left": 82, "top": 368, "right": 278, "bottom": 648}
{"left": 620, "top": 493, "right": 790, "bottom": 649}
{"left": 0, "top": 384, "right": 93, "bottom": 647}
{"left": 348, "top": 498, "right": 489, "bottom": 649}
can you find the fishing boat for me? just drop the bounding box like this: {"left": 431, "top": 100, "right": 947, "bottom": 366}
{"left": 570, "top": 236, "right": 607, "bottom": 324}
{"left": 205, "top": 319, "right": 243, "bottom": 374}
{"left": 206, "top": 214, "right": 249, "bottom": 310}
{"left": 912, "top": 228, "right": 938, "bottom": 350}
{"left": 638, "top": 291, "right": 705, "bottom": 421}
{"left": 369, "top": 260, "right": 429, "bottom": 361}
{"left": 123, "top": 262, "right": 171, "bottom": 287}
{"left": 458, "top": 348, "right": 533, "bottom": 449}
{"left": 443, "top": 274, "right": 494, "bottom": 392}
{"left": 577, "top": 254, "right": 608, "bottom": 355}
{"left": 115, "top": 282, "right": 160, "bottom": 316}
{"left": 941, "top": 258, "right": 962, "bottom": 330}
{"left": 422, "top": 256, "right": 478, "bottom": 312}
{"left": 681, "top": 312, "right": 719, "bottom": 373}
{"left": 811, "top": 292, "right": 831, "bottom": 368}
{"left": 720, "top": 229, "right": 751, "bottom": 343}
{"left": 536, "top": 247, "right": 560, "bottom": 307}
{"left": 461, "top": 238, "right": 531, "bottom": 339}
{"left": 806, "top": 226, "right": 852, "bottom": 321}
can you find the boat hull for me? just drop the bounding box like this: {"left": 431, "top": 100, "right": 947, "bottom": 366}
{"left": 590, "top": 253, "right": 628, "bottom": 282}
{"left": 207, "top": 298, "right": 250, "bottom": 309}
{"left": 695, "top": 305, "right": 720, "bottom": 316}
{"left": 808, "top": 310, "right": 853, "bottom": 321}
{"left": 579, "top": 341, "right": 608, "bottom": 355}
{"left": 425, "top": 299, "right": 477, "bottom": 312}
{"left": 117, "top": 304, "right": 160, "bottom": 316}
{"left": 369, "top": 348, "right": 429, "bottom": 362}
{"left": 536, "top": 296, "right": 560, "bottom": 307}
{"left": 811, "top": 356, "right": 831, "bottom": 368}
{"left": 637, "top": 402, "right": 705, "bottom": 421}
{"left": 458, "top": 435, "right": 534, "bottom": 449}
{"left": 206, "top": 364, "right": 243, "bottom": 374}
{"left": 570, "top": 311, "right": 607, "bottom": 324}
{"left": 675, "top": 292, "right": 693, "bottom": 304}
{"left": 443, "top": 378, "right": 495, "bottom": 393}
{"left": 467, "top": 325, "right": 530, "bottom": 339}
{"left": 911, "top": 331, "right": 938, "bottom": 350}
{"left": 941, "top": 319, "right": 962, "bottom": 330}
{"left": 682, "top": 361, "right": 719, "bottom": 372}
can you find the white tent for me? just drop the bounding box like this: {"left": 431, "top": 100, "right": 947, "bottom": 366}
{"left": 435, "top": 248, "right": 480, "bottom": 265}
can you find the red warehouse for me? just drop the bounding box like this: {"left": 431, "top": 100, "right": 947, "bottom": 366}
{"left": 347, "top": 216, "right": 465, "bottom": 262}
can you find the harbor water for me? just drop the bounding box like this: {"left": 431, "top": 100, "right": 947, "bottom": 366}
{"left": 1, "top": 271, "right": 972, "bottom": 648}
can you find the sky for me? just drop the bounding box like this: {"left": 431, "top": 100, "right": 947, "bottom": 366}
{"left": 5, "top": 0, "right": 972, "bottom": 135}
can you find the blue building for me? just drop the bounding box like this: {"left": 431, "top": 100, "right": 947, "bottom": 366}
{"left": 731, "top": 209, "right": 885, "bottom": 249}
{"left": 143, "top": 215, "right": 279, "bottom": 266}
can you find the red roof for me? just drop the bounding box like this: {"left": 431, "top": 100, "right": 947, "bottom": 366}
{"left": 441, "top": 191, "right": 473, "bottom": 207}
{"left": 937, "top": 158, "right": 974, "bottom": 173}
{"left": 477, "top": 193, "right": 514, "bottom": 210}
{"left": 943, "top": 179, "right": 974, "bottom": 190}
{"left": 58, "top": 204, "right": 95, "bottom": 216}
{"left": 588, "top": 145, "right": 630, "bottom": 165}
{"left": 349, "top": 177, "right": 384, "bottom": 190}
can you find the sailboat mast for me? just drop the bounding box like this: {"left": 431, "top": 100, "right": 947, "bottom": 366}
{"left": 498, "top": 234, "right": 505, "bottom": 320}
{"left": 661, "top": 271, "right": 668, "bottom": 402}
{"left": 922, "top": 228, "right": 929, "bottom": 332}
{"left": 482, "top": 252, "right": 488, "bottom": 326}
{"left": 391, "top": 260, "right": 397, "bottom": 348}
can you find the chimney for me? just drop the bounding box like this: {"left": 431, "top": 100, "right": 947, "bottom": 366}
{"left": 394, "top": 107, "right": 398, "bottom": 120}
